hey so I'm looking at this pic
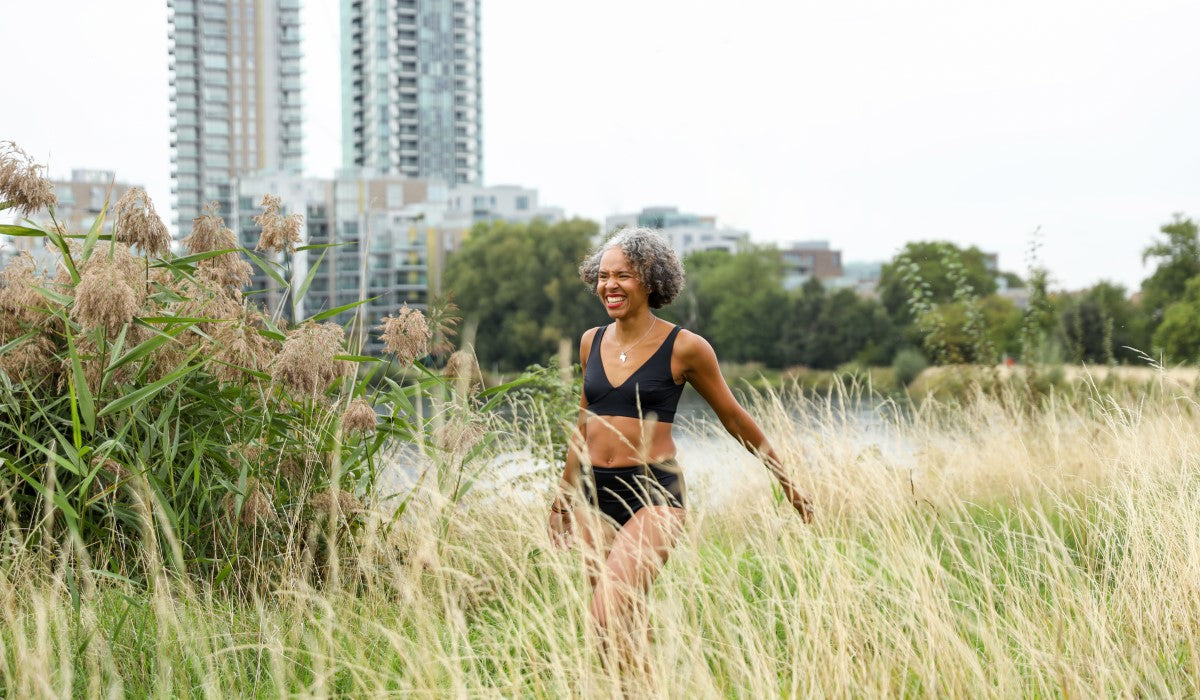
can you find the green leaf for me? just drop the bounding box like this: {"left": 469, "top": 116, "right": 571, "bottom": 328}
{"left": 97, "top": 362, "right": 201, "bottom": 418}
{"left": 108, "top": 323, "right": 193, "bottom": 373}
{"left": 82, "top": 196, "right": 109, "bottom": 259}
{"left": 0, "top": 201, "right": 14, "bottom": 212}
{"left": 152, "top": 248, "right": 241, "bottom": 268}
{"left": 242, "top": 249, "right": 288, "bottom": 288}
{"left": 307, "top": 296, "right": 377, "bottom": 323}
{"left": 294, "top": 247, "right": 328, "bottom": 301}
{"left": 0, "top": 224, "right": 45, "bottom": 236}
{"left": 333, "top": 354, "right": 380, "bottom": 363}
{"left": 66, "top": 333, "right": 96, "bottom": 435}
{"left": 295, "top": 242, "right": 351, "bottom": 252}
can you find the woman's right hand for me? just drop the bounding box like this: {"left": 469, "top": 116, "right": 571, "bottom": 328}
{"left": 548, "top": 509, "right": 574, "bottom": 550}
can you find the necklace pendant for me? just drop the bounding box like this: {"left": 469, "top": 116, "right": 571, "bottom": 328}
{"left": 619, "top": 352, "right": 627, "bottom": 363}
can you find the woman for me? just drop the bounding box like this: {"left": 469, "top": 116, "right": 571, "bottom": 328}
{"left": 548, "top": 227, "right": 814, "bottom": 667}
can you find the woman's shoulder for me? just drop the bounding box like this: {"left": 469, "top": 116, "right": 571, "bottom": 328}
{"left": 579, "top": 325, "right": 605, "bottom": 364}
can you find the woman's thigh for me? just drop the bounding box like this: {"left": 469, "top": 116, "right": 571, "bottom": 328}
{"left": 600, "top": 505, "right": 686, "bottom": 594}
{"left": 573, "top": 507, "right": 617, "bottom": 587}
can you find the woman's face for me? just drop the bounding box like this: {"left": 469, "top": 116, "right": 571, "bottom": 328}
{"left": 597, "top": 247, "right": 648, "bottom": 318}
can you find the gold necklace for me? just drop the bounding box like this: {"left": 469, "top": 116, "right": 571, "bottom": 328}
{"left": 614, "top": 318, "right": 657, "bottom": 363}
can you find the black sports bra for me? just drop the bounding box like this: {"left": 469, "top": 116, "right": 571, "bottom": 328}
{"left": 583, "top": 324, "right": 685, "bottom": 423}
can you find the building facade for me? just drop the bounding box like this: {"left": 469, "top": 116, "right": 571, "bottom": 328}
{"left": 605, "top": 206, "right": 749, "bottom": 260}
{"left": 168, "top": 0, "right": 303, "bottom": 233}
{"left": 780, "top": 240, "right": 844, "bottom": 290}
{"left": 341, "top": 0, "right": 482, "bottom": 186}
{"left": 445, "top": 184, "right": 563, "bottom": 227}
{"left": 232, "top": 171, "right": 447, "bottom": 353}
{"left": 231, "top": 175, "right": 561, "bottom": 353}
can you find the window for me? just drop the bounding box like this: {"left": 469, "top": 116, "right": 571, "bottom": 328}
{"left": 515, "top": 196, "right": 529, "bottom": 211}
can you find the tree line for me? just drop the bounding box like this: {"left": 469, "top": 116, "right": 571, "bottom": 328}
{"left": 442, "top": 214, "right": 1200, "bottom": 372}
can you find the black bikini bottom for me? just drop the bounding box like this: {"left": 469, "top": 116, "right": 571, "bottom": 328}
{"left": 582, "top": 460, "right": 685, "bottom": 528}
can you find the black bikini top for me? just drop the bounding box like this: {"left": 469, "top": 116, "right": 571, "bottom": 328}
{"left": 583, "top": 324, "right": 685, "bottom": 423}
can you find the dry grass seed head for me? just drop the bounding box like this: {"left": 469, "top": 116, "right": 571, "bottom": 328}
{"left": 378, "top": 304, "right": 431, "bottom": 366}
{"left": 433, "top": 416, "right": 486, "bottom": 459}
{"left": 0, "top": 141, "right": 57, "bottom": 217}
{"left": 184, "top": 203, "right": 252, "bottom": 292}
{"left": 0, "top": 334, "right": 57, "bottom": 385}
{"left": 309, "top": 488, "right": 364, "bottom": 523}
{"left": 114, "top": 187, "right": 171, "bottom": 258}
{"left": 71, "top": 258, "right": 139, "bottom": 334}
{"left": 442, "top": 350, "right": 482, "bottom": 387}
{"left": 342, "top": 398, "right": 378, "bottom": 434}
{"left": 253, "top": 194, "right": 304, "bottom": 255}
{"left": 224, "top": 477, "right": 277, "bottom": 526}
{"left": 271, "top": 322, "right": 346, "bottom": 395}
{"left": 0, "top": 252, "right": 52, "bottom": 328}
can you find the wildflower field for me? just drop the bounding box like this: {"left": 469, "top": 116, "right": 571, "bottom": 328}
{"left": 4, "top": 143, "right": 1200, "bottom": 696}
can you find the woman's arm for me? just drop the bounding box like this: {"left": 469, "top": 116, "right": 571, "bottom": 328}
{"left": 677, "top": 331, "right": 814, "bottom": 522}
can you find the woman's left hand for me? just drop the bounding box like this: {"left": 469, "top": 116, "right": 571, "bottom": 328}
{"left": 784, "top": 483, "right": 815, "bottom": 524}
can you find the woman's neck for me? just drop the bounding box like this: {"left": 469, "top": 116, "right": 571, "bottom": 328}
{"left": 612, "top": 312, "right": 657, "bottom": 342}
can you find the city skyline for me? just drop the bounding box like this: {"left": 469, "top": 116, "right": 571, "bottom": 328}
{"left": 3, "top": 1, "right": 1199, "bottom": 292}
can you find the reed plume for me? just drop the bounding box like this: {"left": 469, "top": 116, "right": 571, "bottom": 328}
{"left": 183, "top": 202, "right": 252, "bottom": 291}
{"left": 270, "top": 322, "right": 346, "bottom": 395}
{"left": 377, "top": 304, "right": 431, "bottom": 366}
{"left": 0, "top": 141, "right": 56, "bottom": 217}
{"left": 114, "top": 187, "right": 171, "bottom": 258}
{"left": 253, "top": 194, "right": 304, "bottom": 255}
{"left": 342, "top": 398, "right": 378, "bottom": 434}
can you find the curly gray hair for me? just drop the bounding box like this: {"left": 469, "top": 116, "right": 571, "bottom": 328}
{"left": 578, "top": 227, "right": 685, "bottom": 309}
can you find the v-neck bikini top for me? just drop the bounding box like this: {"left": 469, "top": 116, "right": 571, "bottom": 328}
{"left": 583, "top": 324, "right": 685, "bottom": 423}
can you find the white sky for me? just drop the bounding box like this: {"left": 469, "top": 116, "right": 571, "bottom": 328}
{"left": 4, "top": 0, "right": 1198, "bottom": 292}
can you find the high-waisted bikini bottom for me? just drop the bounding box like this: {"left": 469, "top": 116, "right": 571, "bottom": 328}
{"left": 582, "top": 460, "right": 685, "bottom": 528}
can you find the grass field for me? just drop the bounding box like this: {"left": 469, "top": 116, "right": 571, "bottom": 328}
{"left": 3, "top": 380, "right": 1200, "bottom": 697}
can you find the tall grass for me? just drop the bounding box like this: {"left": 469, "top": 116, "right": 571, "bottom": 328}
{"left": 2, "top": 378, "right": 1199, "bottom": 696}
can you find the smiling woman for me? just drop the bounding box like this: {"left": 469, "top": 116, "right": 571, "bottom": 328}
{"left": 550, "top": 226, "right": 814, "bottom": 675}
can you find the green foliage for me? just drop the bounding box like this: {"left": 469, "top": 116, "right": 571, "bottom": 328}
{"left": 879, "top": 241, "right": 1002, "bottom": 324}
{"left": 775, "top": 280, "right": 896, "bottom": 369}
{"left": 1151, "top": 275, "right": 1200, "bottom": 363}
{"left": 442, "top": 218, "right": 600, "bottom": 371}
{"left": 664, "top": 247, "right": 790, "bottom": 365}
{"left": 1141, "top": 214, "right": 1200, "bottom": 333}
{"left": 891, "top": 348, "right": 929, "bottom": 387}
{"left": 1058, "top": 281, "right": 1145, "bottom": 364}
{"left": 0, "top": 215, "right": 525, "bottom": 585}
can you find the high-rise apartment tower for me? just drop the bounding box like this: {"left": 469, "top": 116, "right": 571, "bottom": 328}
{"left": 168, "top": 0, "right": 303, "bottom": 232}
{"left": 341, "top": 0, "right": 482, "bottom": 185}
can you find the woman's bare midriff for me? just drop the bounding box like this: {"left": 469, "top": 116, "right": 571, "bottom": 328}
{"left": 585, "top": 415, "right": 676, "bottom": 467}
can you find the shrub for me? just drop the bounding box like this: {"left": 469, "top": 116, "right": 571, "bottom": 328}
{"left": 892, "top": 348, "right": 929, "bottom": 387}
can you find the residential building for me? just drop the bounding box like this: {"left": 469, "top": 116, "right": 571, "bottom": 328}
{"left": 826, "top": 261, "right": 884, "bottom": 298}
{"left": 445, "top": 184, "right": 563, "bottom": 227}
{"left": 341, "top": 0, "right": 482, "bottom": 185}
{"left": 168, "top": 0, "right": 303, "bottom": 233}
{"left": 605, "top": 206, "right": 749, "bottom": 260}
{"left": 780, "top": 240, "right": 844, "bottom": 290}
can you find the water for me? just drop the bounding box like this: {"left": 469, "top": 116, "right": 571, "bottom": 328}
{"left": 377, "top": 387, "right": 918, "bottom": 511}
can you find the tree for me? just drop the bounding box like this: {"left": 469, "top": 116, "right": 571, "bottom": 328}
{"left": 1151, "top": 275, "right": 1200, "bottom": 363}
{"left": 663, "top": 247, "right": 789, "bottom": 365}
{"left": 1058, "top": 281, "right": 1145, "bottom": 364}
{"left": 442, "top": 218, "right": 600, "bottom": 370}
{"left": 878, "top": 241, "right": 1001, "bottom": 324}
{"left": 1141, "top": 214, "right": 1200, "bottom": 331}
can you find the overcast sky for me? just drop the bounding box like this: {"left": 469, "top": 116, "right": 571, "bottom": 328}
{"left": 4, "top": 1, "right": 1198, "bottom": 291}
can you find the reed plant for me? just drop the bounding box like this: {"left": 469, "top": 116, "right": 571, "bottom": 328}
{"left": 0, "top": 146, "right": 530, "bottom": 589}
